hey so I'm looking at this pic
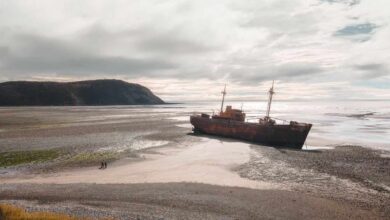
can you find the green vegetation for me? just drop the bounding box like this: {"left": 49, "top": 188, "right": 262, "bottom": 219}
{"left": 0, "top": 147, "right": 139, "bottom": 169}
{"left": 0, "top": 149, "right": 60, "bottom": 167}
{"left": 0, "top": 79, "right": 164, "bottom": 106}
{"left": 70, "top": 151, "right": 119, "bottom": 163}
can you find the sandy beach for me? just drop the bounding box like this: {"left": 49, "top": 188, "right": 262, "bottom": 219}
{"left": 0, "top": 106, "right": 389, "bottom": 219}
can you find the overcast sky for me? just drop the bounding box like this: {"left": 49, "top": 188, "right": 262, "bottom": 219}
{"left": 0, "top": 0, "right": 389, "bottom": 101}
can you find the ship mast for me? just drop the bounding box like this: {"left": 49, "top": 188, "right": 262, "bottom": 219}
{"left": 220, "top": 84, "right": 226, "bottom": 113}
{"left": 265, "top": 81, "right": 275, "bottom": 119}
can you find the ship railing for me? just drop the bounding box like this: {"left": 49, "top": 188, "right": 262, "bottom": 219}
{"left": 270, "top": 117, "right": 289, "bottom": 124}
{"left": 246, "top": 116, "right": 289, "bottom": 124}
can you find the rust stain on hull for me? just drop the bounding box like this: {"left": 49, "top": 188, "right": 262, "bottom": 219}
{"left": 190, "top": 116, "right": 312, "bottom": 149}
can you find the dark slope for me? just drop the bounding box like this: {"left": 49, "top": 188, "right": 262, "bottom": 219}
{"left": 0, "top": 79, "right": 164, "bottom": 106}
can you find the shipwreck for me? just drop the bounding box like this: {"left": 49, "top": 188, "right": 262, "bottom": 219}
{"left": 190, "top": 82, "right": 312, "bottom": 149}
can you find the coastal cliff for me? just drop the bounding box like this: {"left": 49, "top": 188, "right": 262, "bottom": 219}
{"left": 0, "top": 79, "right": 164, "bottom": 106}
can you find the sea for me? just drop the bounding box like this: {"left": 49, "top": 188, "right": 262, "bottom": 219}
{"left": 169, "top": 100, "right": 390, "bottom": 151}
{"left": 1, "top": 100, "right": 389, "bottom": 152}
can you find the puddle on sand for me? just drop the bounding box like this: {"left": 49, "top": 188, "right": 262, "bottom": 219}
{"left": 380, "top": 153, "right": 390, "bottom": 158}
{"left": 303, "top": 145, "right": 335, "bottom": 151}
{"left": 97, "top": 135, "right": 169, "bottom": 152}
{"left": 128, "top": 139, "right": 170, "bottom": 151}
{"left": 167, "top": 116, "right": 189, "bottom": 122}
{"left": 175, "top": 124, "right": 193, "bottom": 128}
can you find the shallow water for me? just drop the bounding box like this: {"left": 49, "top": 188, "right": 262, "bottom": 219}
{"left": 0, "top": 100, "right": 389, "bottom": 152}
{"left": 181, "top": 100, "right": 390, "bottom": 150}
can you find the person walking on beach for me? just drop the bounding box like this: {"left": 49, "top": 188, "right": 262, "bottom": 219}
{"left": 99, "top": 161, "right": 104, "bottom": 169}
{"left": 104, "top": 161, "right": 107, "bottom": 169}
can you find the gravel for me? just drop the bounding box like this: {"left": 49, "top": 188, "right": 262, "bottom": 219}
{"left": 0, "top": 182, "right": 383, "bottom": 220}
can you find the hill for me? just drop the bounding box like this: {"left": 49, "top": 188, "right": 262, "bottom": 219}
{"left": 0, "top": 79, "right": 165, "bottom": 106}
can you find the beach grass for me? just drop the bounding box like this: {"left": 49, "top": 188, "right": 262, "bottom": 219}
{"left": 0, "top": 203, "right": 83, "bottom": 220}
{"left": 0, "top": 149, "right": 60, "bottom": 167}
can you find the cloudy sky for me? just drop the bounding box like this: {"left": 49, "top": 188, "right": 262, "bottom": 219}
{"left": 0, "top": 0, "right": 389, "bottom": 101}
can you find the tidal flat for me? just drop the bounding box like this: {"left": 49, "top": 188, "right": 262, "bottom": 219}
{"left": 0, "top": 106, "right": 389, "bottom": 219}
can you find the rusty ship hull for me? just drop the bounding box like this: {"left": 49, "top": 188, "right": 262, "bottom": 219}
{"left": 190, "top": 115, "right": 312, "bottom": 149}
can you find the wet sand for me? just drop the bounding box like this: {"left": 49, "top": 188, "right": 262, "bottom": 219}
{"left": 1, "top": 107, "right": 389, "bottom": 219}
{"left": 0, "top": 106, "right": 190, "bottom": 175}
{"left": 1, "top": 139, "right": 276, "bottom": 190}
{"left": 1, "top": 138, "right": 389, "bottom": 219}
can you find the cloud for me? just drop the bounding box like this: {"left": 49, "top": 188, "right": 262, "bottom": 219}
{"left": 320, "top": 0, "right": 360, "bottom": 6}
{"left": 0, "top": 34, "right": 176, "bottom": 77}
{"left": 135, "top": 32, "right": 218, "bottom": 54}
{"left": 355, "top": 63, "right": 385, "bottom": 71}
{"left": 78, "top": 24, "right": 219, "bottom": 56}
{"left": 215, "top": 62, "right": 325, "bottom": 84}
{"left": 354, "top": 63, "right": 388, "bottom": 79}
{"left": 0, "top": 0, "right": 389, "bottom": 101}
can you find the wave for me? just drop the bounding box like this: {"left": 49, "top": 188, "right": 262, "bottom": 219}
{"left": 325, "top": 112, "right": 376, "bottom": 119}
{"left": 346, "top": 112, "right": 376, "bottom": 118}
